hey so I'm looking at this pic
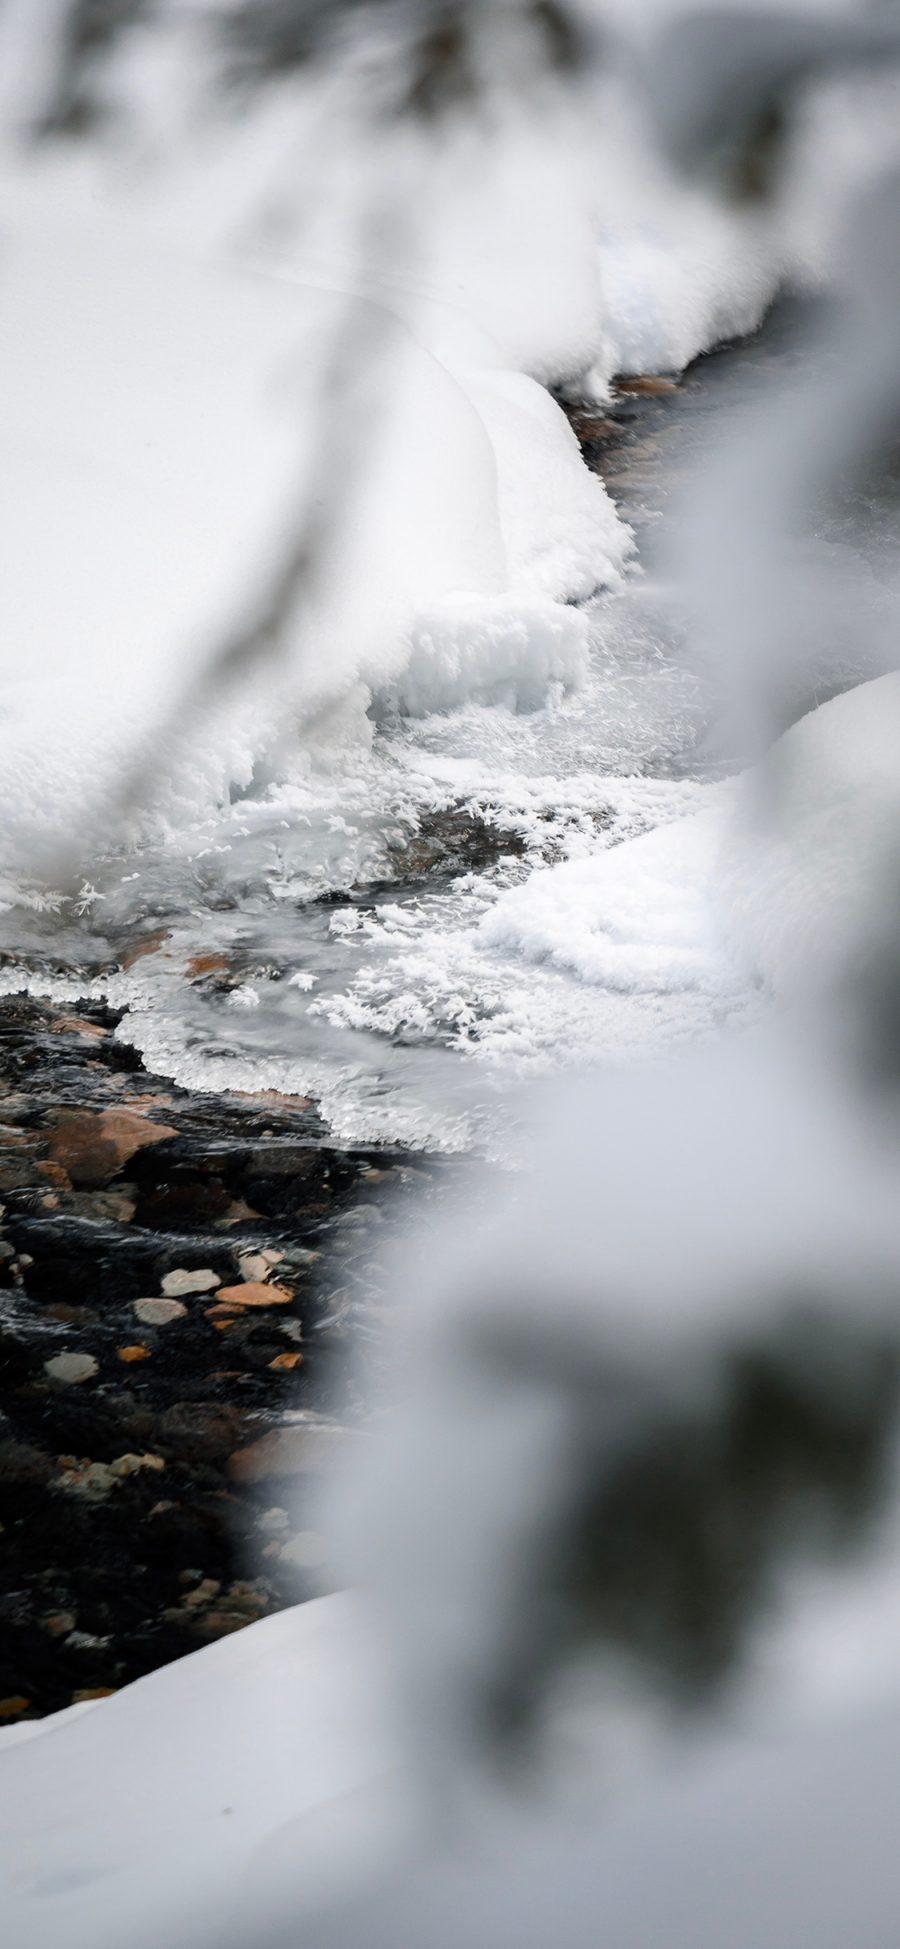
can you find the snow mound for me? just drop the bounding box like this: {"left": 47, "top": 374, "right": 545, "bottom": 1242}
{"left": 0, "top": 1595, "right": 392, "bottom": 1949}
{"left": 480, "top": 803, "right": 737, "bottom": 996}
{"left": 720, "top": 673, "right": 900, "bottom": 995}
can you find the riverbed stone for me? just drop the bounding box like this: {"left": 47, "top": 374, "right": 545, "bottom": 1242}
{"left": 133, "top": 1297, "right": 188, "bottom": 1326}
{"left": 161, "top": 1267, "right": 221, "bottom": 1297}
{"left": 44, "top": 1352, "right": 98, "bottom": 1385}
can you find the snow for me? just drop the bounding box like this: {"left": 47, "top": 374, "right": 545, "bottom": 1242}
{"left": 720, "top": 672, "right": 900, "bottom": 995}
{"left": 0, "top": 1594, "right": 395, "bottom": 1949}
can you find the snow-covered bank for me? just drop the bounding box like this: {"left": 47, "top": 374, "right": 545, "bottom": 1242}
{"left": 0, "top": 1594, "right": 396, "bottom": 1949}
{"left": 2, "top": 1, "right": 900, "bottom": 1148}
{"left": 2, "top": 4, "right": 897, "bottom": 869}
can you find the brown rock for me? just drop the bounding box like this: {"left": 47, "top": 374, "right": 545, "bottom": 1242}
{"left": 48, "top": 1016, "right": 108, "bottom": 1042}
{"left": 215, "top": 1281, "right": 294, "bottom": 1310}
{"left": 616, "top": 373, "right": 679, "bottom": 395}
{"left": 228, "top": 1424, "right": 348, "bottom": 1484}
{"left": 217, "top": 1198, "right": 263, "bottom": 1227}
{"left": 121, "top": 928, "right": 171, "bottom": 970}
{"left": 118, "top": 1344, "right": 150, "bottom": 1363}
{"left": 194, "top": 1609, "right": 250, "bottom": 1639}
{"left": 157, "top": 1402, "right": 245, "bottom": 1464}
{"left": 187, "top": 952, "right": 230, "bottom": 979}
{"left": 0, "top": 1697, "right": 30, "bottom": 1720}
{"left": 46, "top": 1108, "right": 178, "bottom": 1187}
{"left": 42, "top": 1612, "right": 77, "bottom": 1638}
{"left": 268, "top": 1351, "right": 302, "bottom": 1372}
{"left": 72, "top": 1688, "right": 117, "bottom": 1703}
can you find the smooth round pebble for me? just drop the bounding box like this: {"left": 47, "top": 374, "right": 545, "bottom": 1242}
{"left": 161, "top": 1268, "right": 220, "bottom": 1297}
{"left": 134, "top": 1297, "right": 188, "bottom": 1326}
{"left": 44, "top": 1352, "right": 98, "bottom": 1385}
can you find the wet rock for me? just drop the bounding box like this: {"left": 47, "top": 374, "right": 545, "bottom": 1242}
{"left": 237, "top": 1253, "right": 270, "bottom": 1283}
{"left": 118, "top": 1344, "right": 150, "bottom": 1363}
{"left": 0, "top": 1697, "right": 31, "bottom": 1720}
{"left": 215, "top": 1281, "right": 294, "bottom": 1310}
{"left": 256, "top": 1506, "right": 290, "bottom": 1536}
{"left": 44, "top": 1352, "right": 98, "bottom": 1385}
{"left": 133, "top": 1297, "right": 188, "bottom": 1327}
{"left": 186, "top": 952, "right": 231, "bottom": 979}
{"left": 181, "top": 1577, "right": 221, "bottom": 1609}
{"left": 161, "top": 1267, "right": 220, "bottom": 1297}
{"left": 0, "top": 1440, "right": 52, "bottom": 1489}
{"left": 46, "top": 1304, "right": 99, "bottom": 1326}
{"left": 48, "top": 1016, "right": 108, "bottom": 1043}
{"left": 227, "top": 1423, "right": 349, "bottom": 1484}
{"left": 55, "top": 1460, "right": 117, "bottom": 1499}
{"left": 41, "top": 1612, "right": 77, "bottom": 1638}
{"left": 615, "top": 373, "right": 679, "bottom": 395}
{"left": 62, "top": 1188, "right": 137, "bottom": 1223}
{"left": 193, "top": 1608, "right": 250, "bottom": 1640}
{"left": 121, "top": 928, "right": 171, "bottom": 970}
{"left": 268, "top": 1351, "right": 302, "bottom": 1372}
{"left": 46, "top": 1107, "right": 179, "bottom": 1187}
{"left": 156, "top": 1403, "right": 245, "bottom": 1465}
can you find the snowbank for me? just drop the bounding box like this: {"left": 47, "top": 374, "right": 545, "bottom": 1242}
{"left": 720, "top": 672, "right": 900, "bottom": 995}
{"left": 0, "top": 1594, "right": 394, "bottom": 1949}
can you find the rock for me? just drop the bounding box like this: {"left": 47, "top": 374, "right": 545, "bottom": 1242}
{"left": 186, "top": 952, "right": 230, "bottom": 979}
{"left": 121, "top": 927, "right": 170, "bottom": 970}
{"left": 217, "top": 1198, "right": 263, "bottom": 1227}
{"left": 256, "top": 1506, "right": 290, "bottom": 1536}
{"left": 227, "top": 1424, "right": 349, "bottom": 1484}
{"left": 161, "top": 1268, "right": 220, "bottom": 1297}
{"left": 215, "top": 1281, "right": 294, "bottom": 1310}
{"left": 71, "top": 1687, "right": 117, "bottom": 1703}
{"left": 64, "top": 1629, "right": 111, "bottom": 1652}
{"left": 46, "top": 1107, "right": 178, "bottom": 1187}
{"left": 66, "top": 1189, "right": 137, "bottom": 1223}
{"left": 237, "top": 1253, "right": 270, "bottom": 1283}
{"left": 280, "top": 1531, "right": 327, "bottom": 1572}
{"left": 118, "top": 1344, "right": 151, "bottom": 1363}
{"left": 44, "top": 1352, "right": 98, "bottom": 1385}
{"left": 261, "top": 1248, "right": 285, "bottom": 1265}
{"left": 133, "top": 1297, "right": 188, "bottom": 1327}
{"left": 194, "top": 1609, "right": 250, "bottom": 1639}
{"left": 268, "top": 1351, "right": 302, "bottom": 1372}
{"left": 48, "top": 1016, "right": 108, "bottom": 1042}
{"left": 615, "top": 373, "right": 679, "bottom": 395}
{"left": 0, "top": 1440, "right": 51, "bottom": 1488}
{"left": 222, "top": 1580, "right": 268, "bottom": 1615}
{"left": 108, "top": 1452, "right": 165, "bottom": 1480}
{"left": 181, "top": 1578, "right": 221, "bottom": 1609}
{"left": 56, "top": 1452, "right": 163, "bottom": 1498}
{"left": 0, "top": 1697, "right": 30, "bottom": 1720}
{"left": 41, "top": 1612, "right": 77, "bottom": 1638}
{"left": 156, "top": 1402, "right": 245, "bottom": 1464}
